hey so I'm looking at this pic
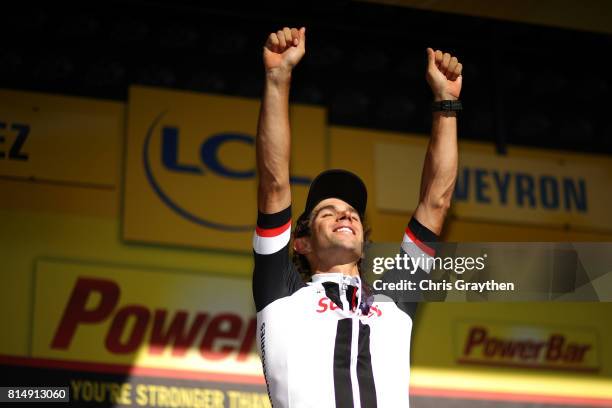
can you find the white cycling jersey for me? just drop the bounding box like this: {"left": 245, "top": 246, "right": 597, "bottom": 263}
{"left": 252, "top": 206, "right": 436, "bottom": 408}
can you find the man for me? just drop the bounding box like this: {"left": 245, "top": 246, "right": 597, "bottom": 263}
{"left": 252, "top": 26, "right": 461, "bottom": 407}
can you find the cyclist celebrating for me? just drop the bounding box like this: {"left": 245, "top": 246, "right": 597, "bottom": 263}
{"left": 252, "top": 26, "right": 461, "bottom": 407}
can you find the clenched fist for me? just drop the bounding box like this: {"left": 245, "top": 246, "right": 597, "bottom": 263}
{"left": 426, "top": 48, "right": 463, "bottom": 101}
{"left": 263, "top": 27, "right": 306, "bottom": 74}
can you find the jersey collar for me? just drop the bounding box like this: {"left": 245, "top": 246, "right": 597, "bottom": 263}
{"left": 311, "top": 273, "right": 362, "bottom": 313}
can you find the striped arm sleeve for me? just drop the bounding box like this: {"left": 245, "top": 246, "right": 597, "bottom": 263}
{"left": 253, "top": 207, "right": 292, "bottom": 256}
{"left": 252, "top": 206, "right": 305, "bottom": 312}
{"left": 386, "top": 217, "right": 438, "bottom": 320}
{"left": 401, "top": 216, "right": 437, "bottom": 273}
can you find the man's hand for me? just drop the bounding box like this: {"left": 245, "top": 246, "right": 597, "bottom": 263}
{"left": 426, "top": 48, "right": 463, "bottom": 101}
{"left": 263, "top": 27, "right": 306, "bottom": 76}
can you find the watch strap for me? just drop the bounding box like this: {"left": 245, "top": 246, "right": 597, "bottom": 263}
{"left": 432, "top": 100, "right": 462, "bottom": 112}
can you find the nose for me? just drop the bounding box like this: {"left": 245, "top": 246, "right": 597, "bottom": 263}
{"left": 338, "top": 210, "right": 353, "bottom": 222}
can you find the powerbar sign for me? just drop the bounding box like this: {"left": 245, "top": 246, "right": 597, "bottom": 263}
{"left": 454, "top": 321, "right": 600, "bottom": 372}
{"left": 32, "top": 260, "right": 263, "bottom": 377}
{"left": 50, "top": 277, "right": 256, "bottom": 360}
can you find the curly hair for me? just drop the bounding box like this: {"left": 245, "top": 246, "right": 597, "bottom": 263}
{"left": 291, "top": 210, "right": 372, "bottom": 284}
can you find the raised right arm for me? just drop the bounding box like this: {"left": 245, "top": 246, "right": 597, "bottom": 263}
{"left": 253, "top": 27, "right": 307, "bottom": 313}
{"left": 256, "top": 26, "right": 306, "bottom": 214}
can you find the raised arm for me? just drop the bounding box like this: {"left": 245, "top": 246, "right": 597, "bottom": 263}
{"left": 413, "top": 48, "right": 463, "bottom": 235}
{"left": 256, "top": 26, "right": 306, "bottom": 214}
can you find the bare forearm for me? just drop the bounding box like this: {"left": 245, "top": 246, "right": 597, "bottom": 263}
{"left": 420, "top": 112, "right": 458, "bottom": 209}
{"left": 256, "top": 71, "right": 292, "bottom": 212}
{"left": 416, "top": 112, "right": 458, "bottom": 232}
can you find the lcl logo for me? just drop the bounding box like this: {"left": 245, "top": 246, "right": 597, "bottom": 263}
{"left": 143, "top": 111, "right": 310, "bottom": 232}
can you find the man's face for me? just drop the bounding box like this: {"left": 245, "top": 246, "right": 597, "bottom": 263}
{"left": 307, "top": 198, "right": 364, "bottom": 261}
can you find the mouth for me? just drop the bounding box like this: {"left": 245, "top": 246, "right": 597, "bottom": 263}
{"left": 333, "top": 226, "right": 355, "bottom": 235}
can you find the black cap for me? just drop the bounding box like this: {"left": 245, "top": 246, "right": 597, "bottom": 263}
{"left": 300, "top": 169, "right": 367, "bottom": 220}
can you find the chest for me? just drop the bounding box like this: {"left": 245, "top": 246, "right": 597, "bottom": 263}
{"left": 259, "top": 289, "right": 413, "bottom": 364}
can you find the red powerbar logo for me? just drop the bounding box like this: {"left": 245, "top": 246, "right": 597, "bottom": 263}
{"left": 458, "top": 325, "right": 598, "bottom": 371}
{"left": 50, "top": 277, "right": 256, "bottom": 361}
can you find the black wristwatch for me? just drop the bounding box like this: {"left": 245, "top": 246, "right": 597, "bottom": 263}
{"left": 432, "top": 100, "right": 462, "bottom": 113}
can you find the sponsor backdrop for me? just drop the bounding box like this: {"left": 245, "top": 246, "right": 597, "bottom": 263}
{"left": 376, "top": 144, "right": 612, "bottom": 231}
{"left": 0, "top": 89, "right": 122, "bottom": 187}
{"left": 1, "top": 88, "right": 612, "bottom": 407}
{"left": 123, "top": 86, "right": 326, "bottom": 251}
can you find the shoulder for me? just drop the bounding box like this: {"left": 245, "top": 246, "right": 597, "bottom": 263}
{"left": 257, "top": 284, "right": 314, "bottom": 315}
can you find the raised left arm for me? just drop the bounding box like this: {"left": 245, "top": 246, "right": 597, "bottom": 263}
{"left": 413, "top": 48, "right": 463, "bottom": 235}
